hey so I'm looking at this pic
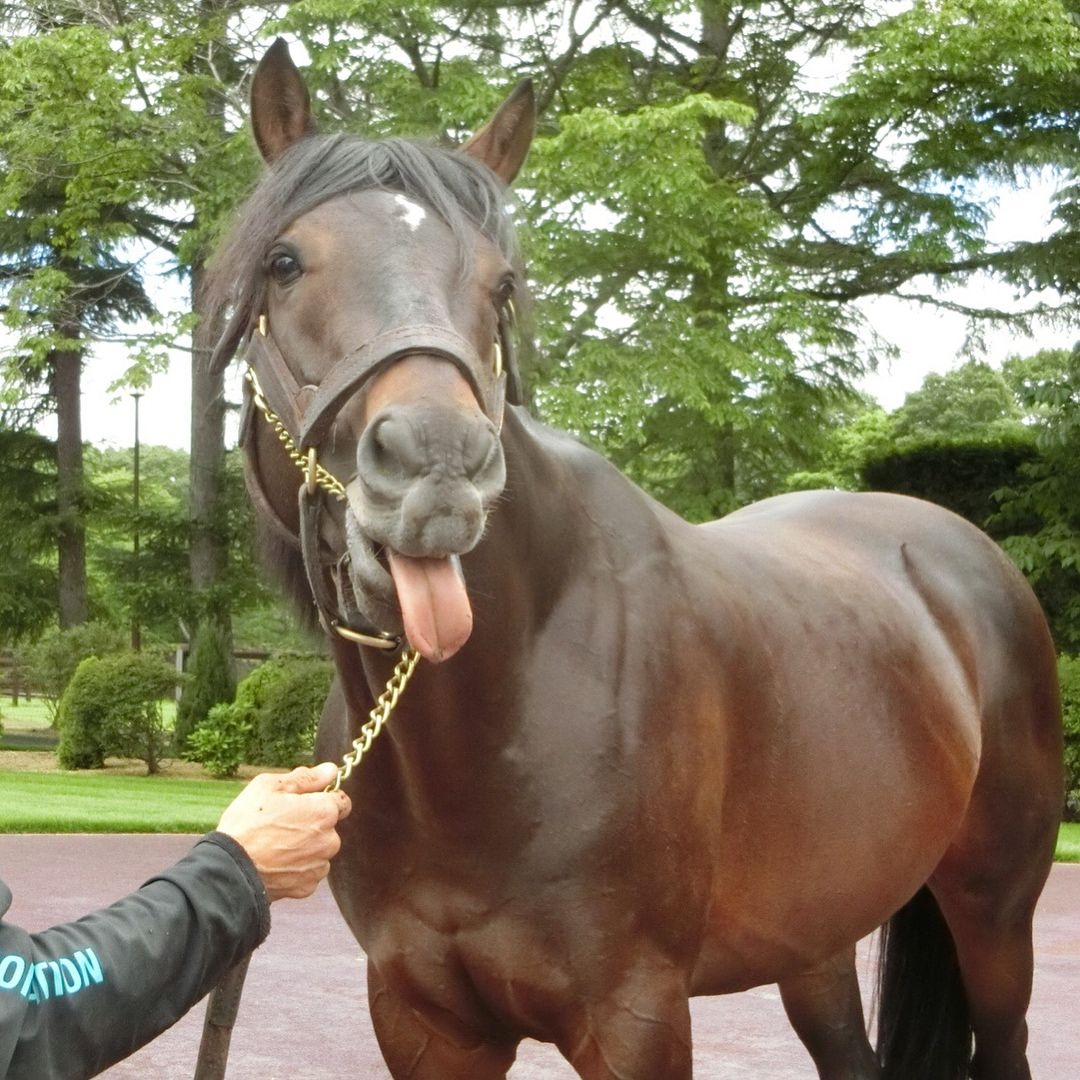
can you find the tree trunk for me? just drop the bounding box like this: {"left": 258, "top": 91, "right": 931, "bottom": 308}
{"left": 52, "top": 328, "right": 88, "bottom": 628}
{"left": 178, "top": 1, "right": 238, "bottom": 745}
{"left": 189, "top": 263, "right": 228, "bottom": 616}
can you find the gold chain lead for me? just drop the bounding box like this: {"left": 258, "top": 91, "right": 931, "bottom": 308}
{"left": 243, "top": 362, "right": 420, "bottom": 790}
{"left": 328, "top": 647, "right": 421, "bottom": 791}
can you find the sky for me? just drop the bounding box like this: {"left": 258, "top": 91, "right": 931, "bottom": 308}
{"left": 63, "top": 176, "right": 1074, "bottom": 453}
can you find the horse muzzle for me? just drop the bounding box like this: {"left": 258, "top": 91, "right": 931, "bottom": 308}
{"left": 342, "top": 400, "right": 507, "bottom": 662}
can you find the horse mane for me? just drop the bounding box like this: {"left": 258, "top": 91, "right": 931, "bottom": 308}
{"left": 255, "top": 519, "right": 325, "bottom": 637}
{"left": 206, "top": 131, "right": 521, "bottom": 371}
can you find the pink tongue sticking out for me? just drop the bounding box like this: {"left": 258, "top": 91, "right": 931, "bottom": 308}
{"left": 386, "top": 551, "right": 473, "bottom": 663}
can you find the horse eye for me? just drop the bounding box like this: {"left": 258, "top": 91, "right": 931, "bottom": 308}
{"left": 269, "top": 251, "right": 302, "bottom": 286}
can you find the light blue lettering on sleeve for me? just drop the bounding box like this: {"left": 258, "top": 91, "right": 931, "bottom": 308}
{"left": 0, "top": 947, "right": 105, "bottom": 1002}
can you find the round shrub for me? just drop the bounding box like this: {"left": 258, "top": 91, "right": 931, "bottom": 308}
{"left": 258, "top": 658, "right": 333, "bottom": 767}
{"left": 57, "top": 652, "right": 179, "bottom": 773}
{"left": 187, "top": 702, "right": 248, "bottom": 779}
{"left": 185, "top": 656, "right": 333, "bottom": 772}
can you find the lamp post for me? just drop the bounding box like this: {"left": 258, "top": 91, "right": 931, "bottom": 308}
{"left": 131, "top": 391, "right": 142, "bottom": 652}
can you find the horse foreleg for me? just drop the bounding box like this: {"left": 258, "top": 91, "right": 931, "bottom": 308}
{"left": 366, "top": 962, "right": 517, "bottom": 1080}
{"left": 778, "top": 946, "right": 880, "bottom": 1080}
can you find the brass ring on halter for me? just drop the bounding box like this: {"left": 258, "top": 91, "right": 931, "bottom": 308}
{"left": 331, "top": 621, "right": 401, "bottom": 650}
{"left": 257, "top": 313, "right": 268, "bottom": 337}
{"left": 492, "top": 338, "right": 503, "bottom": 379}
{"left": 306, "top": 447, "right": 319, "bottom": 495}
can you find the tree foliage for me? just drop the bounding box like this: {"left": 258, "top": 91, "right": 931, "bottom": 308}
{"left": 175, "top": 617, "right": 236, "bottom": 750}
{"left": 889, "top": 362, "right": 1023, "bottom": 442}
{"left": 996, "top": 346, "right": 1080, "bottom": 651}
{"left": 0, "top": 2, "right": 1076, "bottom": 600}
{"left": 187, "top": 654, "right": 331, "bottom": 774}
{"left": 20, "top": 619, "right": 127, "bottom": 724}
{"left": 0, "top": 428, "right": 58, "bottom": 646}
{"left": 269, "top": 0, "right": 1078, "bottom": 516}
{"left": 256, "top": 657, "right": 332, "bottom": 767}
{"left": 84, "top": 444, "right": 283, "bottom": 646}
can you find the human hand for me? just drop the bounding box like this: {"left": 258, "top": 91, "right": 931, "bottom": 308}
{"left": 216, "top": 762, "right": 351, "bottom": 901}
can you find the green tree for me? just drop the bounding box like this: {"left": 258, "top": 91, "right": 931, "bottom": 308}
{"left": 175, "top": 618, "right": 236, "bottom": 751}
{"left": 0, "top": 2, "right": 275, "bottom": 648}
{"left": 187, "top": 655, "right": 332, "bottom": 773}
{"left": 996, "top": 345, "right": 1080, "bottom": 650}
{"left": 257, "top": 657, "right": 332, "bottom": 767}
{"left": 0, "top": 0, "right": 1077, "bottom": 588}
{"left": 22, "top": 620, "right": 127, "bottom": 724}
{"left": 782, "top": 397, "right": 892, "bottom": 493}
{"left": 0, "top": 427, "right": 57, "bottom": 647}
{"left": 889, "top": 361, "right": 1024, "bottom": 443}
{"left": 277, "top": 0, "right": 1080, "bottom": 516}
{"left": 79, "top": 431, "right": 307, "bottom": 653}
{"left": 0, "top": 18, "right": 161, "bottom": 626}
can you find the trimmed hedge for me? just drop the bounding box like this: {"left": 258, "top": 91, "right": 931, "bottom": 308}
{"left": 861, "top": 432, "right": 1039, "bottom": 535}
{"left": 187, "top": 656, "right": 332, "bottom": 776}
{"left": 1059, "top": 655, "right": 1080, "bottom": 820}
{"left": 57, "top": 652, "right": 180, "bottom": 774}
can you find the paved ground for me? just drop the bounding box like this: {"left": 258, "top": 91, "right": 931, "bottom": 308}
{"left": 2, "top": 835, "right": 1076, "bottom": 1078}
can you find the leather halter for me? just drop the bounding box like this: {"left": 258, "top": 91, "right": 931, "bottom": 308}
{"left": 240, "top": 309, "right": 513, "bottom": 650}
{"left": 246, "top": 317, "right": 510, "bottom": 448}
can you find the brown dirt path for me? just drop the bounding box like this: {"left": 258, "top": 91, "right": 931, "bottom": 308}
{"left": 1, "top": 834, "right": 1075, "bottom": 1078}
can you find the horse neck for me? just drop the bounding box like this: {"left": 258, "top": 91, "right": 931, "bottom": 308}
{"left": 346, "top": 407, "right": 652, "bottom": 793}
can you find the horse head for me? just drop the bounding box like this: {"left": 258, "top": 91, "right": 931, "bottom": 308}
{"left": 210, "top": 40, "right": 534, "bottom": 663}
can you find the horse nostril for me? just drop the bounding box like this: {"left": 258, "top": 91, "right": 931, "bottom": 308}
{"left": 463, "top": 421, "right": 499, "bottom": 481}
{"left": 359, "top": 412, "right": 420, "bottom": 480}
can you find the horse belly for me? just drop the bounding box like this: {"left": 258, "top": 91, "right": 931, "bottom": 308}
{"left": 686, "top": 643, "right": 982, "bottom": 995}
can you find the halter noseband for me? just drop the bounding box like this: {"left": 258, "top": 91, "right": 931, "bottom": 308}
{"left": 241, "top": 308, "right": 514, "bottom": 651}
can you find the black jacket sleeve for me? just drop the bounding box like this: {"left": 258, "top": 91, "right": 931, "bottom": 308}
{"left": 0, "top": 831, "right": 271, "bottom": 1080}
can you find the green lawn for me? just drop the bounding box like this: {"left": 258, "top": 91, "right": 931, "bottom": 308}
{"left": 0, "top": 699, "right": 54, "bottom": 729}
{"left": 1056, "top": 821, "right": 1080, "bottom": 863}
{"left": 0, "top": 770, "right": 244, "bottom": 833}
{"left": 1, "top": 764, "right": 1078, "bottom": 861}
{"left": 0, "top": 698, "right": 178, "bottom": 731}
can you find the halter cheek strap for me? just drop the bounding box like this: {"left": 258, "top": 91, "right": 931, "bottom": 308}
{"left": 242, "top": 363, "right": 401, "bottom": 651}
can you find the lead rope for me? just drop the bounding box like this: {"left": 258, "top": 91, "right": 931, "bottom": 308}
{"left": 193, "top": 365, "right": 421, "bottom": 1080}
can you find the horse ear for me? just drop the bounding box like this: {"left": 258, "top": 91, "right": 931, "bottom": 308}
{"left": 250, "top": 38, "right": 317, "bottom": 164}
{"left": 459, "top": 80, "right": 535, "bottom": 185}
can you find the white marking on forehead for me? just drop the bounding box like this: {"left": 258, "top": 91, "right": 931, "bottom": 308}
{"left": 393, "top": 194, "right": 427, "bottom": 232}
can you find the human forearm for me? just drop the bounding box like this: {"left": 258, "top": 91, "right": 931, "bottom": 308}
{"left": 0, "top": 834, "right": 269, "bottom": 1080}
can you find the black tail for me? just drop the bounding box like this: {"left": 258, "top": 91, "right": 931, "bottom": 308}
{"left": 876, "top": 886, "right": 973, "bottom": 1079}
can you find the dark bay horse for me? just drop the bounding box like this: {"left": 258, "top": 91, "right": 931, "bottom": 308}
{"left": 208, "top": 39, "right": 1064, "bottom": 1079}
